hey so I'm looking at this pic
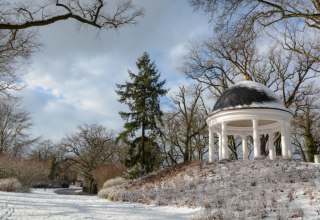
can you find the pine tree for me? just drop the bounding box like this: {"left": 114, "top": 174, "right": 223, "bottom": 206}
{"left": 116, "top": 52, "right": 167, "bottom": 174}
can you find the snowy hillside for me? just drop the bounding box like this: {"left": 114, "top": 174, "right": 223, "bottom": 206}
{"left": 99, "top": 159, "right": 320, "bottom": 219}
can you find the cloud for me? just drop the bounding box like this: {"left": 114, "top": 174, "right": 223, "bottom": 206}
{"left": 20, "top": 0, "right": 210, "bottom": 142}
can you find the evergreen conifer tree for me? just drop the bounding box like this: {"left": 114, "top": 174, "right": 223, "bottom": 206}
{"left": 116, "top": 52, "right": 167, "bottom": 174}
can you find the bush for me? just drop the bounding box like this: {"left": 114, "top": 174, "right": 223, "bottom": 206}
{"left": 93, "top": 163, "right": 126, "bottom": 189}
{"left": 0, "top": 178, "right": 23, "bottom": 192}
{"left": 102, "top": 177, "right": 126, "bottom": 189}
{"left": 0, "top": 155, "right": 48, "bottom": 189}
{"left": 98, "top": 187, "right": 116, "bottom": 200}
{"left": 99, "top": 177, "right": 128, "bottom": 200}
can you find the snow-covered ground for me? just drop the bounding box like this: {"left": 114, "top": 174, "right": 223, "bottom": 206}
{"left": 0, "top": 188, "right": 200, "bottom": 220}
{"left": 99, "top": 160, "right": 320, "bottom": 219}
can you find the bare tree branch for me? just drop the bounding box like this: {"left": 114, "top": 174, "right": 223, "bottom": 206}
{"left": 0, "top": 0, "right": 144, "bottom": 30}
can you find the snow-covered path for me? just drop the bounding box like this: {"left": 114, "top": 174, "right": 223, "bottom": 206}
{"left": 0, "top": 189, "right": 200, "bottom": 220}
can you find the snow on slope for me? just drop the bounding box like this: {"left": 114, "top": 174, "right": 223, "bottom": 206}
{"left": 0, "top": 188, "right": 200, "bottom": 220}
{"left": 99, "top": 160, "right": 320, "bottom": 219}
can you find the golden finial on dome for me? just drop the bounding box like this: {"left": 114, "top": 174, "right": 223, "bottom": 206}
{"left": 243, "top": 74, "right": 250, "bottom": 81}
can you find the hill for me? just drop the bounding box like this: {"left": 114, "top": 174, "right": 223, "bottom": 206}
{"left": 99, "top": 159, "right": 320, "bottom": 219}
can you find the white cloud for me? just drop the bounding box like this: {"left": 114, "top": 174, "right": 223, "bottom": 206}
{"left": 19, "top": 0, "right": 210, "bottom": 142}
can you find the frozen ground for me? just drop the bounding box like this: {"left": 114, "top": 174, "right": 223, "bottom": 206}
{"left": 0, "top": 187, "right": 200, "bottom": 220}
{"left": 99, "top": 159, "right": 320, "bottom": 219}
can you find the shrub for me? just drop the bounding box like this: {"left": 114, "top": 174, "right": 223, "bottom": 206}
{"left": 99, "top": 177, "right": 128, "bottom": 200}
{"left": 98, "top": 187, "right": 116, "bottom": 200}
{"left": 0, "top": 155, "right": 48, "bottom": 189}
{"left": 102, "top": 177, "right": 126, "bottom": 189}
{"left": 93, "top": 163, "right": 126, "bottom": 189}
{"left": 0, "top": 178, "right": 23, "bottom": 192}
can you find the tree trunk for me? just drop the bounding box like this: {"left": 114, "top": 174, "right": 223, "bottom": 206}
{"left": 48, "top": 157, "right": 57, "bottom": 181}
{"left": 141, "top": 119, "right": 145, "bottom": 172}
{"left": 83, "top": 177, "right": 97, "bottom": 194}
{"left": 184, "top": 139, "right": 190, "bottom": 162}
{"left": 274, "top": 133, "right": 281, "bottom": 156}
{"left": 228, "top": 135, "right": 238, "bottom": 160}
{"left": 260, "top": 135, "right": 268, "bottom": 157}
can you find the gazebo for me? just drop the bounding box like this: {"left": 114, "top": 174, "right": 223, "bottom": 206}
{"left": 206, "top": 81, "right": 293, "bottom": 162}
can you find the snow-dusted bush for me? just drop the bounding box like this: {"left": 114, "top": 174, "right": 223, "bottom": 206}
{"left": 98, "top": 186, "right": 117, "bottom": 200}
{"left": 102, "top": 177, "right": 126, "bottom": 189}
{"left": 99, "top": 177, "right": 129, "bottom": 200}
{"left": 98, "top": 183, "right": 132, "bottom": 201}
{"left": 0, "top": 178, "right": 23, "bottom": 192}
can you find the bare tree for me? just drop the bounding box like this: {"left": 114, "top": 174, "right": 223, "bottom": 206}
{"left": 61, "top": 124, "right": 115, "bottom": 193}
{"left": 0, "top": 29, "right": 39, "bottom": 96}
{"left": 160, "top": 84, "right": 209, "bottom": 165}
{"left": 29, "top": 139, "right": 56, "bottom": 162}
{"left": 189, "top": 0, "right": 320, "bottom": 61}
{"left": 183, "top": 32, "right": 320, "bottom": 104}
{"left": 0, "top": 0, "right": 144, "bottom": 30}
{"left": 189, "top": 0, "right": 320, "bottom": 30}
{"left": 182, "top": 22, "right": 320, "bottom": 158}
{"left": 29, "top": 138, "right": 79, "bottom": 183}
{"left": 291, "top": 88, "right": 320, "bottom": 161}
{"left": 29, "top": 143, "right": 67, "bottom": 185}
{"left": 0, "top": 98, "right": 37, "bottom": 156}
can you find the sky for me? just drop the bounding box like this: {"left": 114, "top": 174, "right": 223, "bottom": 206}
{"left": 19, "top": 0, "right": 211, "bottom": 142}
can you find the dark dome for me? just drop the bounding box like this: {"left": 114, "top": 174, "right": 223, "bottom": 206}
{"left": 212, "top": 81, "right": 287, "bottom": 113}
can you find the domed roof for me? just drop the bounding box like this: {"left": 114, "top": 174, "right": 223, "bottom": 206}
{"left": 212, "top": 81, "right": 288, "bottom": 114}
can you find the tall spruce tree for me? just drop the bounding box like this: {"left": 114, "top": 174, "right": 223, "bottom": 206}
{"left": 116, "top": 52, "right": 167, "bottom": 174}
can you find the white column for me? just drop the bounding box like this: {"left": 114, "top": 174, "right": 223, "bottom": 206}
{"left": 281, "top": 121, "right": 289, "bottom": 159}
{"left": 241, "top": 135, "right": 248, "bottom": 160}
{"left": 285, "top": 122, "right": 292, "bottom": 159}
{"left": 269, "top": 149, "right": 275, "bottom": 160}
{"left": 221, "top": 122, "right": 228, "bottom": 160}
{"left": 208, "top": 128, "right": 214, "bottom": 162}
{"left": 218, "top": 133, "right": 222, "bottom": 160}
{"left": 252, "top": 119, "right": 260, "bottom": 158}
{"left": 268, "top": 133, "right": 275, "bottom": 160}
